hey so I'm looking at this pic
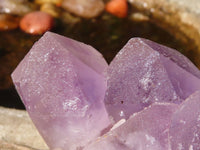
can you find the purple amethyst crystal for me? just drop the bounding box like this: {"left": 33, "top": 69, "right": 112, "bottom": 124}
{"left": 169, "top": 91, "right": 200, "bottom": 150}
{"left": 11, "top": 32, "right": 110, "bottom": 150}
{"left": 105, "top": 38, "right": 200, "bottom": 122}
{"left": 12, "top": 33, "right": 200, "bottom": 150}
{"left": 84, "top": 103, "right": 177, "bottom": 150}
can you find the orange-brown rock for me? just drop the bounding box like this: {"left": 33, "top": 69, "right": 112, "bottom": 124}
{"left": 105, "top": 0, "right": 128, "bottom": 18}
{"left": 20, "top": 11, "right": 54, "bottom": 35}
{"left": 0, "top": 14, "right": 20, "bottom": 31}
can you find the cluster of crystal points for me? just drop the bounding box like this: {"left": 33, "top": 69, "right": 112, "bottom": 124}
{"left": 12, "top": 32, "right": 200, "bottom": 150}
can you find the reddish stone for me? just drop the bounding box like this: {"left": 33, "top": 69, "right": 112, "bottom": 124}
{"left": 20, "top": 11, "right": 54, "bottom": 35}
{"left": 105, "top": 0, "right": 128, "bottom": 18}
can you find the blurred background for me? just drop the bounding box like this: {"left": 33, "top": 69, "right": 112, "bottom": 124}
{"left": 0, "top": 0, "right": 200, "bottom": 110}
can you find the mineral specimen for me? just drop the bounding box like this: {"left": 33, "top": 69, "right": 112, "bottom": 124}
{"left": 12, "top": 33, "right": 200, "bottom": 150}
{"left": 11, "top": 32, "right": 110, "bottom": 150}
{"left": 84, "top": 103, "right": 177, "bottom": 150}
{"left": 105, "top": 38, "right": 200, "bottom": 122}
{"left": 169, "top": 91, "right": 200, "bottom": 150}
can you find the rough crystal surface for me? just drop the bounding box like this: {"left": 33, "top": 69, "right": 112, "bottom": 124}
{"left": 105, "top": 38, "right": 200, "bottom": 122}
{"left": 169, "top": 91, "right": 200, "bottom": 150}
{"left": 84, "top": 103, "right": 177, "bottom": 150}
{"left": 11, "top": 32, "right": 110, "bottom": 150}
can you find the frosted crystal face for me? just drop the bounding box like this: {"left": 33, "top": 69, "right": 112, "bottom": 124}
{"left": 169, "top": 91, "right": 200, "bottom": 150}
{"left": 11, "top": 32, "right": 110, "bottom": 150}
{"left": 105, "top": 38, "right": 200, "bottom": 122}
{"left": 84, "top": 103, "right": 177, "bottom": 150}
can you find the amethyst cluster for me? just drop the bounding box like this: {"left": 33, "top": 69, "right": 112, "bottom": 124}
{"left": 12, "top": 32, "right": 200, "bottom": 150}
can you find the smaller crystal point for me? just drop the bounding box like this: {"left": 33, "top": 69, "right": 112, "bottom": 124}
{"left": 169, "top": 90, "right": 200, "bottom": 150}
{"left": 11, "top": 32, "right": 110, "bottom": 150}
{"left": 105, "top": 38, "right": 200, "bottom": 123}
{"left": 141, "top": 39, "right": 200, "bottom": 99}
{"left": 84, "top": 103, "right": 177, "bottom": 150}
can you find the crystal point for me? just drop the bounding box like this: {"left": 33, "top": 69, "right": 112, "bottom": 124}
{"left": 11, "top": 32, "right": 110, "bottom": 150}
{"left": 105, "top": 38, "right": 200, "bottom": 122}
